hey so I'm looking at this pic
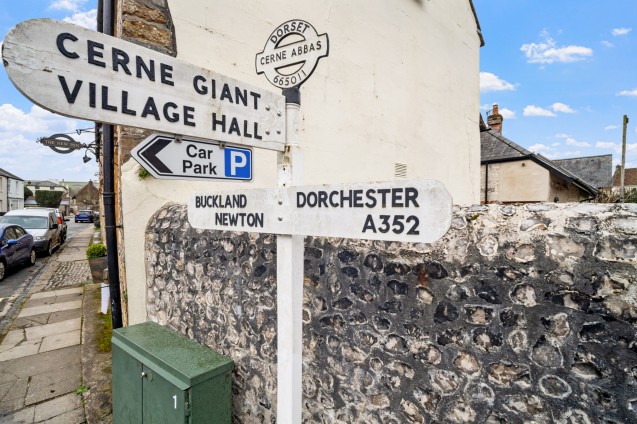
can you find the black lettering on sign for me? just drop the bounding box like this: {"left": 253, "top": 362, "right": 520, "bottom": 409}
{"left": 193, "top": 75, "right": 207, "bottom": 95}
{"left": 56, "top": 33, "right": 79, "bottom": 59}
{"left": 58, "top": 76, "right": 82, "bottom": 104}
{"left": 122, "top": 91, "right": 136, "bottom": 115}
{"left": 101, "top": 86, "right": 117, "bottom": 111}
{"left": 160, "top": 63, "right": 174, "bottom": 86}
{"left": 141, "top": 97, "right": 160, "bottom": 120}
{"left": 87, "top": 40, "right": 106, "bottom": 67}
{"left": 362, "top": 215, "right": 420, "bottom": 236}
{"left": 136, "top": 57, "right": 155, "bottom": 81}
{"left": 112, "top": 48, "right": 131, "bottom": 75}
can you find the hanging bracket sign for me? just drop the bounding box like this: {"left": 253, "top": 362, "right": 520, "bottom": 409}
{"left": 2, "top": 19, "right": 286, "bottom": 151}
{"left": 188, "top": 180, "right": 452, "bottom": 243}
{"left": 256, "top": 20, "right": 329, "bottom": 89}
{"left": 38, "top": 133, "right": 83, "bottom": 154}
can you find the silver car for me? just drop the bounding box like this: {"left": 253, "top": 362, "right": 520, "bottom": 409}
{"left": 0, "top": 209, "right": 62, "bottom": 256}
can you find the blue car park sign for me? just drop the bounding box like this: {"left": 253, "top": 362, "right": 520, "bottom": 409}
{"left": 131, "top": 133, "right": 252, "bottom": 182}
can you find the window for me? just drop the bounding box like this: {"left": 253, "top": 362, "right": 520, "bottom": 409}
{"left": 13, "top": 226, "right": 26, "bottom": 238}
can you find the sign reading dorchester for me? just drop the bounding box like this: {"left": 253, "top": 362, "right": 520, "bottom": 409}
{"left": 2, "top": 19, "right": 286, "bottom": 151}
{"left": 188, "top": 180, "right": 452, "bottom": 243}
{"left": 256, "top": 20, "right": 329, "bottom": 89}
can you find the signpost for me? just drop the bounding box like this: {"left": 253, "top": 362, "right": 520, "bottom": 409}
{"left": 131, "top": 134, "right": 252, "bottom": 181}
{"left": 188, "top": 180, "right": 452, "bottom": 243}
{"left": 4, "top": 16, "right": 454, "bottom": 424}
{"left": 2, "top": 19, "right": 286, "bottom": 151}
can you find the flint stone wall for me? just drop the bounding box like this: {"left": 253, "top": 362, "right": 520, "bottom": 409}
{"left": 145, "top": 203, "right": 637, "bottom": 423}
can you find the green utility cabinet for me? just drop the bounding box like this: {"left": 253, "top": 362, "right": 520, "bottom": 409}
{"left": 112, "top": 322, "right": 234, "bottom": 424}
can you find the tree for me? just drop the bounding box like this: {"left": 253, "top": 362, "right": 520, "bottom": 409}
{"left": 35, "top": 190, "right": 64, "bottom": 208}
{"left": 24, "top": 186, "right": 33, "bottom": 200}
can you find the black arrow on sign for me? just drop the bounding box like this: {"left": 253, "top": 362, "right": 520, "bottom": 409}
{"left": 139, "top": 137, "right": 173, "bottom": 174}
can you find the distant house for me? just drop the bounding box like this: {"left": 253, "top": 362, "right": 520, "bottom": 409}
{"left": 480, "top": 106, "right": 600, "bottom": 203}
{"left": 0, "top": 168, "right": 25, "bottom": 213}
{"left": 611, "top": 167, "right": 637, "bottom": 190}
{"left": 75, "top": 181, "right": 100, "bottom": 211}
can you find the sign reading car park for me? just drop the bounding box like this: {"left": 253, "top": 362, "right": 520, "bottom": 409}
{"left": 2, "top": 19, "right": 286, "bottom": 151}
{"left": 131, "top": 134, "right": 252, "bottom": 181}
{"left": 256, "top": 20, "right": 329, "bottom": 89}
{"left": 188, "top": 180, "right": 452, "bottom": 243}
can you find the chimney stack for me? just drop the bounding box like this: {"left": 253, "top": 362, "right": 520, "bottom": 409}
{"left": 487, "top": 103, "right": 503, "bottom": 133}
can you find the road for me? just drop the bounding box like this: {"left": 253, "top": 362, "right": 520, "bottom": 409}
{"left": 0, "top": 220, "right": 93, "bottom": 332}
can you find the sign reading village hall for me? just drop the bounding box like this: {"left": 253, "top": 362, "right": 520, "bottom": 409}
{"left": 188, "top": 180, "right": 453, "bottom": 243}
{"left": 2, "top": 19, "right": 286, "bottom": 151}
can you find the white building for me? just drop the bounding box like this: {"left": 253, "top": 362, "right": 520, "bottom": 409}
{"left": 0, "top": 168, "right": 24, "bottom": 213}
{"left": 113, "top": 0, "right": 484, "bottom": 324}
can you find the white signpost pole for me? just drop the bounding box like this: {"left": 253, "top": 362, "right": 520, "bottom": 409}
{"left": 277, "top": 89, "right": 303, "bottom": 424}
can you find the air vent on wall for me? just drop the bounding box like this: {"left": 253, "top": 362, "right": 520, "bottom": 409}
{"left": 395, "top": 163, "right": 407, "bottom": 179}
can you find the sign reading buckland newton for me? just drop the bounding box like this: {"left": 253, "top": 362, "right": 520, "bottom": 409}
{"left": 188, "top": 180, "right": 452, "bottom": 243}
{"left": 2, "top": 19, "right": 286, "bottom": 151}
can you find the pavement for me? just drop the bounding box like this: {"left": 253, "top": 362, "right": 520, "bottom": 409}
{"left": 0, "top": 226, "right": 113, "bottom": 424}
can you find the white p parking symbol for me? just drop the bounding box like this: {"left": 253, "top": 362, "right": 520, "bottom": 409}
{"left": 225, "top": 148, "right": 252, "bottom": 179}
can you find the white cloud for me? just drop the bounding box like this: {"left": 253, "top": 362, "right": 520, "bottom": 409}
{"left": 596, "top": 141, "right": 617, "bottom": 149}
{"left": 480, "top": 72, "right": 515, "bottom": 92}
{"left": 528, "top": 144, "right": 552, "bottom": 153}
{"left": 523, "top": 105, "right": 556, "bottom": 117}
{"left": 612, "top": 28, "right": 632, "bottom": 36}
{"left": 601, "top": 40, "right": 614, "bottom": 48}
{"left": 596, "top": 141, "right": 637, "bottom": 153}
{"left": 499, "top": 108, "right": 516, "bottom": 120}
{"left": 618, "top": 87, "right": 637, "bottom": 96}
{"left": 565, "top": 137, "right": 591, "bottom": 147}
{"left": 605, "top": 125, "right": 618, "bottom": 130}
{"left": 521, "top": 31, "right": 593, "bottom": 64}
{"left": 49, "top": 0, "right": 87, "bottom": 12}
{"left": 0, "top": 104, "right": 97, "bottom": 181}
{"left": 555, "top": 133, "right": 570, "bottom": 139}
{"left": 63, "top": 9, "right": 97, "bottom": 30}
{"left": 551, "top": 102, "right": 576, "bottom": 113}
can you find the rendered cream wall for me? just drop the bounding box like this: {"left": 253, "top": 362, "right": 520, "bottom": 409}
{"left": 122, "top": 0, "right": 482, "bottom": 323}
{"left": 497, "top": 161, "right": 551, "bottom": 202}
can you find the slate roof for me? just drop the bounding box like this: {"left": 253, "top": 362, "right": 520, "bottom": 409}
{"left": 553, "top": 155, "right": 613, "bottom": 188}
{"left": 612, "top": 168, "right": 637, "bottom": 186}
{"left": 480, "top": 128, "right": 598, "bottom": 196}
{"left": 0, "top": 168, "right": 23, "bottom": 181}
{"left": 26, "top": 180, "right": 67, "bottom": 189}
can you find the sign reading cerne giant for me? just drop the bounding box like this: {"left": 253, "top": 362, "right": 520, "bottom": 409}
{"left": 256, "top": 20, "right": 329, "bottom": 89}
{"left": 2, "top": 19, "right": 286, "bottom": 151}
{"left": 188, "top": 180, "right": 453, "bottom": 243}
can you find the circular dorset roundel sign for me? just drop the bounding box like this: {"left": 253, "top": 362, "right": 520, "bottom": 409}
{"left": 256, "top": 20, "right": 329, "bottom": 89}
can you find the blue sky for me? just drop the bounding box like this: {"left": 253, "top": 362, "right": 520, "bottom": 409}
{"left": 1, "top": 1, "right": 635, "bottom": 184}
{"left": 475, "top": 0, "right": 637, "bottom": 172}
{"left": 0, "top": 0, "right": 98, "bottom": 182}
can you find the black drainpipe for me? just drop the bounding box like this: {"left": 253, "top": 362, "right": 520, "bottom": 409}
{"left": 484, "top": 163, "right": 489, "bottom": 204}
{"left": 99, "top": 0, "right": 123, "bottom": 329}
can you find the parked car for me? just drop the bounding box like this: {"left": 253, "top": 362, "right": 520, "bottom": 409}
{"left": 0, "top": 223, "right": 36, "bottom": 281}
{"left": 75, "top": 210, "right": 95, "bottom": 223}
{"left": 0, "top": 209, "right": 61, "bottom": 256}
{"left": 31, "top": 208, "right": 67, "bottom": 244}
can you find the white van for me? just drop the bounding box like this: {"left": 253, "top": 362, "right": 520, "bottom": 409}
{"left": 0, "top": 209, "right": 62, "bottom": 256}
